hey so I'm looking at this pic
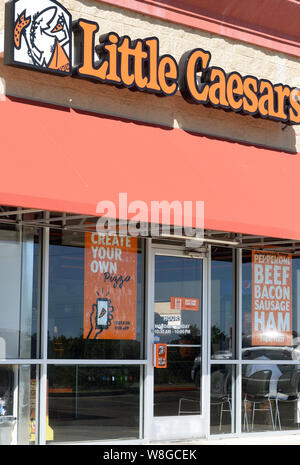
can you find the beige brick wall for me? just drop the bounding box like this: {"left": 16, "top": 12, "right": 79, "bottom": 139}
{"left": 0, "top": 0, "right": 299, "bottom": 152}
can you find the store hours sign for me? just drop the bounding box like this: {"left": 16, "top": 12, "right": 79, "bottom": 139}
{"left": 4, "top": 0, "right": 300, "bottom": 124}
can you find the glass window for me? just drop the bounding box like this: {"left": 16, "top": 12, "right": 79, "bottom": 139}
{"left": 154, "top": 347, "right": 200, "bottom": 417}
{"left": 242, "top": 251, "right": 300, "bottom": 361}
{"left": 211, "top": 247, "right": 234, "bottom": 360}
{"left": 48, "top": 231, "right": 144, "bottom": 359}
{"left": 242, "top": 251, "right": 257, "bottom": 352}
{"left": 0, "top": 365, "right": 38, "bottom": 445}
{"left": 47, "top": 365, "right": 141, "bottom": 443}
{"left": 154, "top": 255, "right": 202, "bottom": 345}
{"left": 292, "top": 256, "right": 300, "bottom": 360}
{"left": 210, "top": 365, "right": 234, "bottom": 434}
{"left": 242, "top": 364, "right": 300, "bottom": 432}
{"left": 0, "top": 226, "right": 40, "bottom": 359}
{"left": 241, "top": 251, "right": 300, "bottom": 433}
{"left": 154, "top": 255, "right": 202, "bottom": 417}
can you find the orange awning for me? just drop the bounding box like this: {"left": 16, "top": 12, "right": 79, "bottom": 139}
{"left": 1, "top": 95, "right": 299, "bottom": 239}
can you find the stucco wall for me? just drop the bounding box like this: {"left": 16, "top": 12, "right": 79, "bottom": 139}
{"left": 0, "top": 0, "right": 299, "bottom": 152}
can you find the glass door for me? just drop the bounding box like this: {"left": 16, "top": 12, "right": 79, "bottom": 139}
{"left": 145, "top": 246, "right": 208, "bottom": 441}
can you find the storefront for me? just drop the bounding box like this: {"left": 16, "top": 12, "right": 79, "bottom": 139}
{"left": 0, "top": 0, "right": 300, "bottom": 445}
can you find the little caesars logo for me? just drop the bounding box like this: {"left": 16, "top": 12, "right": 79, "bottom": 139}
{"left": 5, "top": 0, "right": 72, "bottom": 75}
{"left": 4, "top": 0, "right": 300, "bottom": 124}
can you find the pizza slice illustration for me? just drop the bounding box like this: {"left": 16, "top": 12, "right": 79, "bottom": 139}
{"left": 51, "top": 18, "right": 64, "bottom": 33}
{"left": 13, "top": 10, "right": 31, "bottom": 49}
{"left": 99, "top": 307, "right": 107, "bottom": 318}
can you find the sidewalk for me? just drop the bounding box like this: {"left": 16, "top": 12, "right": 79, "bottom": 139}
{"left": 153, "top": 434, "right": 300, "bottom": 445}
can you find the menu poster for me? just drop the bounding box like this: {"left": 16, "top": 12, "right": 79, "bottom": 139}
{"left": 83, "top": 233, "right": 137, "bottom": 340}
{"left": 252, "top": 250, "right": 292, "bottom": 346}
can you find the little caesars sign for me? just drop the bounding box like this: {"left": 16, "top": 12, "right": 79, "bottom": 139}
{"left": 5, "top": 0, "right": 300, "bottom": 125}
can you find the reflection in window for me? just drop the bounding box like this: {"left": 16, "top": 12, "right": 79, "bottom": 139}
{"left": 211, "top": 248, "right": 234, "bottom": 360}
{"left": 242, "top": 364, "right": 300, "bottom": 432}
{"left": 154, "top": 347, "right": 201, "bottom": 417}
{"left": 0, "top": 365, "right": 37, "bottom": 445}
{"left": 48, "top": 231, "right": 144, "bottom": 359}
{"left": 210, "top": 365, "right": 234, "bottom": 434}
{"left": 154, "top": 255, "right": 202, "bottom": 417}
{"left": 242, "top": 252, "right": 300, "bottom": 361}
{"left": 47, "top": 365, "right": 140, "bottom": 443}
{"left": 154, "top": 255, "right": 202, "bottom": 345}
{"left": 0, "top": 226, "right": 40, "bottom": 360}
{"left": 241, "top": 251, "right": 300, "bottom": 432}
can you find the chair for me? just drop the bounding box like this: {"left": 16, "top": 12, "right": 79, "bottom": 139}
{"left": 243, "top": 369, "right": 275, "bottom": 432}
{"left": 210, "top": 370, "right": 232, "bottom": 432}
{"left": 178, "top": 397, "right": 200, "bottom": 415}
{"left": 274, "top": 369, "right": 300, "bottom": 431}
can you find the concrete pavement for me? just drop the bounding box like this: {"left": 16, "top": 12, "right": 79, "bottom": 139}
{"left": 153, "top": 433, "right": 300, "bottom": 445}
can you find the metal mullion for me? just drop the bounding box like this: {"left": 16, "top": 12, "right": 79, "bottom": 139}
{"left": 205, "top": 245, "right": 211, "bottom": 436}
{"left": 139, "top": 365, "right": 144, "bottom": 440}
{"left": 45, "top": 360, "right": 147, "bottom": 365}
{"left": 0, "top": 360, "right": 43, "bottom": 365}
{"left": 167, "top": 344, "right": 201, "bottom": 348}
{"left": 40, "top": 223, "right": 49, "bottom": 360}
{"left": 39, "top": 220, "right": 50, "bottom": 445}
{"left": 142, "top": 237, "right": 153, "bottom": 441}
{"left": 211, "top": 359, "right": 300, "bottom": 366}
{"left": 241, "top": 360, "right": 300, "bottom": 365}
{"left": 141, "top": 238, "right": 146, "bottom": 364}
{"left": 0, "top": 209, "right": 43, "bottom": 217}
{"left": 17, "top": 223, "right": 23, "bottom": 361}
{"left": 235, "top": 248, "right": 243, "bottom": 435}
{"left": 210, "top": 359, "right": 239, "bottom": 365}
{"left": 36, "top": 229, "right": 43, "bottom": 361}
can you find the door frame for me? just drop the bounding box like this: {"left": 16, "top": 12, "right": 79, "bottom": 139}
{"left": 143, "top": 239, "right": 210, "bottom": 442}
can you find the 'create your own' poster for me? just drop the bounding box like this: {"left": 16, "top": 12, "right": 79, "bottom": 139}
{"left": 83, "top": 233, "right": 137, "bottom": 340}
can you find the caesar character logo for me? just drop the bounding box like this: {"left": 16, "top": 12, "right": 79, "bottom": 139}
{"left": 5, "top": 0, "right": 72, "bottom": 75}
